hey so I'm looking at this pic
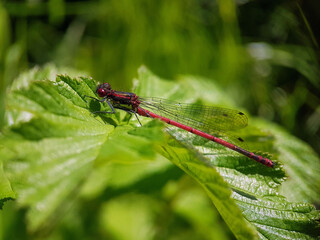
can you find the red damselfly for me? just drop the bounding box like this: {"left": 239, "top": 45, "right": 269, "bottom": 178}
{"left": 85, "top": 83, "right": 275, "bottom": 168}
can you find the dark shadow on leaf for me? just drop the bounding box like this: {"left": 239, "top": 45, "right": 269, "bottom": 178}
{"left": 88, "top": 99, "right": 101, "bottom": 112}
{"left": 87, "top": 99, "right": 118, "bottom": 126}
{"left": 100, "top": 165, "right": 183, "bottom": 200}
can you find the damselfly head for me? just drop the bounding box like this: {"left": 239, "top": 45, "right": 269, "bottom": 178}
{"left": 96, "top": 83, "right": 112, "bottom": 97}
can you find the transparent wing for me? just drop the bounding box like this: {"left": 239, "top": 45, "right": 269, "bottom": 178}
{"left": 139, "top": 97, "right": 248, "bottom": 134}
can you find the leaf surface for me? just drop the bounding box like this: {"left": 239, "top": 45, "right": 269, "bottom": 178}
{"left": 0, "top": 66, "right": 319, "bottom": 239}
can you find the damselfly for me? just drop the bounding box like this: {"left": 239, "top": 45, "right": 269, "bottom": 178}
{"left": 85, "top": 83, "right": 274, "bottom": 168}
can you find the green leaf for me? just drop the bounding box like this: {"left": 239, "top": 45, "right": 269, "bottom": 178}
{"left": 1, "top": 68, "right": 158, "bottom": 231}
{"left": 134, "top": 66, "right": 320, "bottom": 239}
{"left": 1, "top": 65, "right": 319, "bottom": 239}
{"left": 1, "top": 75, "right": 111, "bottom": 230}
{"left": 0, "top": 161, "right": 16, "bottom": 208}
{"left": 254, "top": 119, "right": 320, "bottom": 204}
{"left": 159, "top": 141, "right": 258, "bottom": 240}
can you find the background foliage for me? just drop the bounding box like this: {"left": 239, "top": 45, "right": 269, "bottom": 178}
{"left": 0, "top": 0, "right": 319, "bottom": 239}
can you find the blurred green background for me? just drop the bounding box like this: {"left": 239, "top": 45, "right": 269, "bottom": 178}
{"left": 1, "top": 0, "right": 319, "bottom": 153}
{"left": 0, "top": 0, "right": 319, "bottom": 239}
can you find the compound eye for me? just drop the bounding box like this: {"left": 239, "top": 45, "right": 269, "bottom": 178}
{"left": 97, "top": 88, "right": 107, "bottom": 97}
